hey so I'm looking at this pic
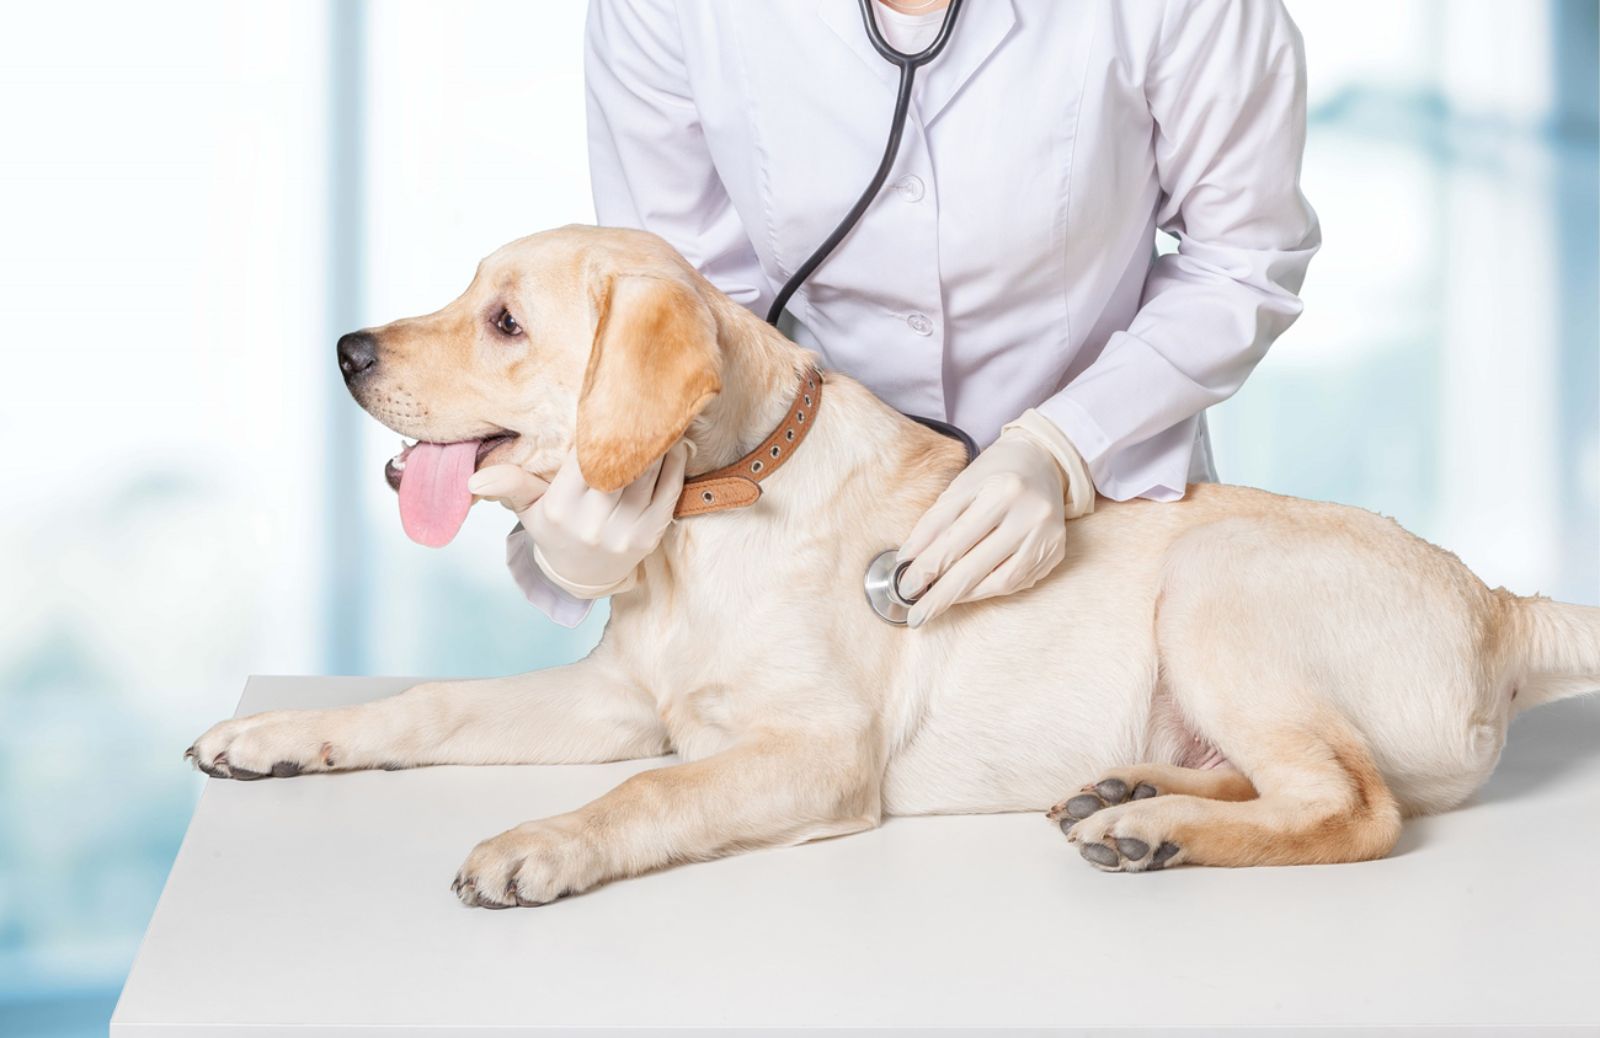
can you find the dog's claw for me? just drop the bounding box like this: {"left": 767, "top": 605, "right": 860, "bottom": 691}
{"left": 195, "top": 751, "right": 231, "bottom": 779}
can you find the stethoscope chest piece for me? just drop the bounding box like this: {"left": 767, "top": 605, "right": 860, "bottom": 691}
{"left": 864, "top": 548, "right": 923, "bottom": 626}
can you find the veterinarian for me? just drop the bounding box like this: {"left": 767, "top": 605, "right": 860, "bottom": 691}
{"left": 471, "top": 0, "right": 1319, "bottom": 629}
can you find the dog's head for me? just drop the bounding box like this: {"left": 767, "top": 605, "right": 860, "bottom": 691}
{"left": 337, "top": 226, "right": 723, "bottom": 546}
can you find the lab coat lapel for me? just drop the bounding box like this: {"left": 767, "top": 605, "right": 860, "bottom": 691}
{"left": 917, "top": 0, "right": 1018, "bottom": 126}
{"left": 817, "top": 1, "right": 897, "bottom": 87}
{"left": 816, "top": 0, "right": 1018, "bottom": 121}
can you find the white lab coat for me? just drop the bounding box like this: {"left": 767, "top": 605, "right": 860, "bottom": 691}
{"left": 511, "top": 0, "right": 1320, "bottom": 626}
{"left": 585, "top": 0, "right": 1320, "bottom": 499}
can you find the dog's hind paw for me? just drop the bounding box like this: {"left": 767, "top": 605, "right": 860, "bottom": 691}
{"left": 1060, "top": 794, "right": 1187, "bottom": 873}
{"left": 1046, "top": 776, "right": 1157, "bottom": 832}
{"left": 1076, "top": 830, "right": 1182, "bottom": 872}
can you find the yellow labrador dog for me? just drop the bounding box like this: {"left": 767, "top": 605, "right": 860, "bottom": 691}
{"left": 188, "top": 226, "right": 1600, "bottom": 904}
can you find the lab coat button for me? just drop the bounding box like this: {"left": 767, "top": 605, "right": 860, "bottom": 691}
{"left": 906, "top": 312, "right": 934, "bottom": 336}
{"left": 894, "top": 175, "right": 925, "bottom": 202}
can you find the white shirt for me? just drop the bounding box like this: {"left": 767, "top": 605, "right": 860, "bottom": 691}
{"left": 872, "top": 4, "right": 947, "bottom": 55}
{"left": 585, "top": 0, "right": 1320, "bottom": 500}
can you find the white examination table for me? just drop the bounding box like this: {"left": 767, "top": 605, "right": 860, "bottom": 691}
{"left": 112, "top": 675, "right": 1600, "bottom": 1036}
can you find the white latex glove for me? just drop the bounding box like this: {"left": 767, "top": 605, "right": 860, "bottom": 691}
{"left": 896, "top": 426, "right": 1074, "bottom": 629}
{"left": 466, "top": 464, "right": 551, "bottom": 515}
{"left": 472, "top": 444, "right": 689, "bottom": 600}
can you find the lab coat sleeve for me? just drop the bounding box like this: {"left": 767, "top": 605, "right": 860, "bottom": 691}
{"left": 1037, "top": 0, "right": 1320, "bottom": 502}
{"left": 506, "top": 523, "right": 595, "bottom": 629}
{"left": 585, "top": 0, "right": 773, "bottom": 314}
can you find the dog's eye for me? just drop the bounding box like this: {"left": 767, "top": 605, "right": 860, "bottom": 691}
{"left": 495, "top": 309, "right": 521, "bottom": 336}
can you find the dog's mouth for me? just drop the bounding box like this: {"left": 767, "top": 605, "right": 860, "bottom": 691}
{"left": 384, "top": 433, "right": 519, "bottom": 548}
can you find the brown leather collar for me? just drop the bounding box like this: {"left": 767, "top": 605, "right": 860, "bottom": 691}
{"left": 675, "top": 366, "right": 822, "bottom": 518}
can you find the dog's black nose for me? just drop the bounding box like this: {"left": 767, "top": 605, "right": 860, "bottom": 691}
{"left": 337, "top": 331, "right": 378, "bottom": 380}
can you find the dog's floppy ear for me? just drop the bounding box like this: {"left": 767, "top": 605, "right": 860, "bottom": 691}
{"left": 576, "top": 274, "right": 721, "bottom": 492}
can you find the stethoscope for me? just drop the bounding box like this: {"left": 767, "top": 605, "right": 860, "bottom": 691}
{"left": 762, "top": 0, "right": 970, "bottom": 626}
{"left": 764, "top": 0, "right": 966, "bottom": 334}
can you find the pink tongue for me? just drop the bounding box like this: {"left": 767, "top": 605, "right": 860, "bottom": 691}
{"left": 398, "top": 440, "right": 480, "bottom": 548}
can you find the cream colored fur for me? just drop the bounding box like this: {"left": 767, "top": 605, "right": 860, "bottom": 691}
{"left": 188, "top": 227, "right": 1600, "bottom": 901}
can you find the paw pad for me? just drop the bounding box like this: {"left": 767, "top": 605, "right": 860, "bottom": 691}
{"left": 1093, "top": 778, "right": 1128, "bottom": 803}
{"left": 1080, "top": 838, "right": 1182, "bottom": 872}
{"left": 1052, "top": 775, "right": 1160, "bottom": 833}
{"left": 1063, "top": 794, "right": 1103, "bottom": 820}
{"left": 1115, "top": 837, "right": 1149, "bottom": 860}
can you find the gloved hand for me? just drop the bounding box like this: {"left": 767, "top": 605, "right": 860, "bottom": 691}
{"left": 465, "top": 465, "right": 550, "bottom": 515}
{"left": 897, "top": 416, "right": 1089, "bottom": 628}
{"left": 469, "top": 443, "right": 690, "bottom": 599}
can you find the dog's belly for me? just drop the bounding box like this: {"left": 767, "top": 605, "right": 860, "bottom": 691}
{"left": 877, "top": 660, "right": 1242, "bottom": 815}
{"left": 871, "top": 502, "right": 1213, "bottom": 815}
{"left": 878, "top": 588, "right": 1169, "bottom": 815}
{"left": 882, "top": 717, "right": 1135, "bottom": 815}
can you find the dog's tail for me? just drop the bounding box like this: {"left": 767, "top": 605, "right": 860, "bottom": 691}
{"left": 1506, "top": 595, "right": 1600, "bottom": 714}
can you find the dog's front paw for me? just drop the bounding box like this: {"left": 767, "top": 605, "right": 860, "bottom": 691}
{"left": 185, "top": 711, "right": 343, "bottom": 780}
{"left": 453, "top": 820, "right": 602, "bottom": 909}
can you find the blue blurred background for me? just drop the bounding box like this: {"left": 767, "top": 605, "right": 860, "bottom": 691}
{"left": 0, "top": 2, "right": 1595, "bottom": 1034}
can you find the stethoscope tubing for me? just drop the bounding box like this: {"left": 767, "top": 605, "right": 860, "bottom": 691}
{"left": 764, "top": 0, "right": 967, "bottom": 329}
{"left": 856, "top": 0, "right": 966, "bottom": 68}
{"left": 793, "top": 1, "right": 971, "bottom": 622}
{"left": 765, "top": 0, "right": 976, "bottom": 465}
